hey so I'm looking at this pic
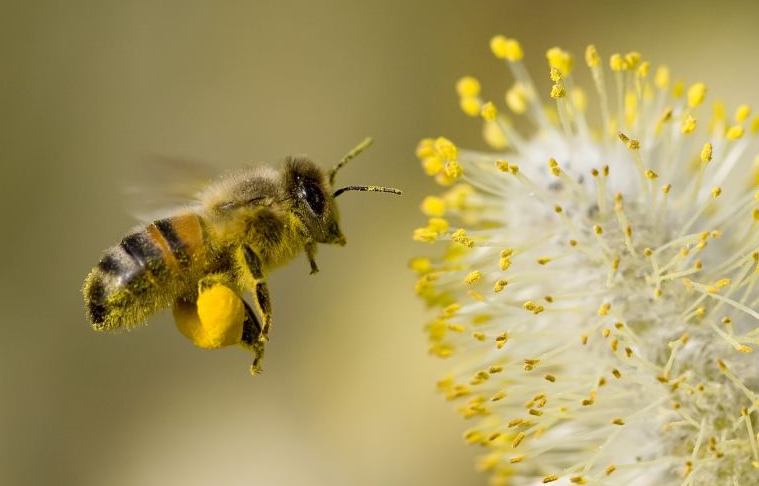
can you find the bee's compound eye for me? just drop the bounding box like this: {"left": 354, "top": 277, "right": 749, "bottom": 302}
{"left": 303, "top": 182, "right": 325, "bottom": 215}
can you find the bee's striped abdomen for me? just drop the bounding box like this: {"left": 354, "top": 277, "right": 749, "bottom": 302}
{"left": 84, "top": 213, "right": 208, "bottom": 330}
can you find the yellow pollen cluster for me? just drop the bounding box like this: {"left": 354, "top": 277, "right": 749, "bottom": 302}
{"left": 413, "top": 35, "right": 759, "bottom": 486}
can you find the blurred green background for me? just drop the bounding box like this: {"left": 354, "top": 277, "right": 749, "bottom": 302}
{"left": 2, "top": 1, "right": 758, "bottom": 485}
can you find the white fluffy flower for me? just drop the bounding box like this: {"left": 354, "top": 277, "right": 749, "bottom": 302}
{"left": 412, "top": 37, "right": 759, "bottom": 485}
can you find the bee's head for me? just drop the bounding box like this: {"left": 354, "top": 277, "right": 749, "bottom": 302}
{"left": 285, "top": 157, "right": 346, "bottom": 245}
{"left": 285, "top": 138, "right": 401, "bottom": 246}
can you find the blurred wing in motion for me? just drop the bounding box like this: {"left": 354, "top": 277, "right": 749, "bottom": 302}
{"left": 124, "top": 155, "right": 220, "bottom": 222}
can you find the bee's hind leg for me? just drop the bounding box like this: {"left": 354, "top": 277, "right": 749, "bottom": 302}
{"left": 241, "top": 300, "right": 265, "bottom": 375}
{"left": 173, "top": 273, "right": 245, "bottom": 349}
{"left": 236, "top": 245, "right": 273, "bottom": 342}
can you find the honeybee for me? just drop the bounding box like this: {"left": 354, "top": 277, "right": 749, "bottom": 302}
{"left": 83, "top": 138, "right": 401, "bottom": 374}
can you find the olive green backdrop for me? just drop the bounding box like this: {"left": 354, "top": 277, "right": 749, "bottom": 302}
{"left": 2, "top": 1, "right": 758, "bottom": 485}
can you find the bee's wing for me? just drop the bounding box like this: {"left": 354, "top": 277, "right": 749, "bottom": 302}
{"left": 125, "top": 155, "right": 220, "bottom": 222}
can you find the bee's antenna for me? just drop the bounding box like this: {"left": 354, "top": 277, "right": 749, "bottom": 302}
{"left": 329, "top": 137, "right": 374, "bottom": 185}
{"left": 333, "top": 185, "right": 402, "bottom": 198}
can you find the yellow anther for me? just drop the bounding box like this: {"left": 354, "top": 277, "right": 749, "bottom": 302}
{"left": 463, "top": 429, "right": 483, "bottom": 444}
{"left": 726, "top": 125, "right": 745, "bottom": 140}
{"left": 711, "top": 186, "right": 722, "bottom": 198}
{"left": 605, "top": 465, "right": 617, "bottom": 475}
{"left": 570, "top": 476, "right": 588, "bottom": 484}
{"left": 701, "top": 143, "right": 713, "bottom": 164}
{"left": 408, "top": 257, "right": 431, "bottom": 274}
{"left": 672, "top": 80, "right": 685, "bottom": 98}
{"left": 662, "top": 184, "right": 672, "bottom": 194}
{"left": 421, "top": 196, "right": 446, "bottom": 217}
{"left": 464, "top": 270, "right": 482, "bottom": 285}
{"left": 736, "top": 104, "right": 751, "bottom": 122}
{"left": 687, "top": 82, "right": 707, "bottom": 107}
{"left": 483, "top": 120, "right": 508, "bottom": 149}
{"left": 489, "top": 366, "right": 503, "bottom": 374}
{"left": 493, "top": 280, "right": 508, "bottom": 293}
{"left": 481, "top": 101, "right": 498, "bottom": 121}
{"left": 505, "top": 83, "right": 528, "bottom": 114}
{"left": 456, "top": 76, "right": 481, "bottom": 97}
{"left": 422, "top": 155, "right": 444, "bottom": 176}
{"left": 610, "top": 53, "right": 625, "bottom": 71}
{"left": 636, "top": 61, "right": 650, "bottom": 78}
{"left": 524, "top": 358, "right": 540, "bottom": 370}
{"left": 712, "top": 105, "right": 728, "bottom": 130}
{"left": 593, "top": 224, "right": 603, "bottom": 235}
{"left": 472, "top": 332, "right": 487, "bottom": 341}
{"left": 550, "top": 84, "right": 565, "bottom": 99}
{"left": 510, "top": 455, "right": 525, "bottom": 463}
{"left": 572, "top": 87, "right": 588, "bottom": 113}
{"left": 434, "top": 137, "right": 458, "bottom": 160}
{"left": 523, "top": 301, "right": 545, "bottom": 315}
{"left": 511, "top": 432, "right": 525, "bottom": 448}
{"left": 645, "top": 170, "right": 658, "bottom": 179}
{"left": 549, "top": 66, "right": 562, "bottom": 82}
{"left": 598, "top": 303, "right": 611, "bottom": 316}
{"left": 542, "top": 475, "right": 559, "bottom": 483}
{"left": 585, "top": 44, "right": 601, "bottom": 67}
{"left": 495, "top": 160, "right": 512, "bottom": 172}
{"left": 447, "top": 323, "right": 465, "bottom": 333}
{"left": 445, "top": 160, "right": 462, "bottom": 179}
{"left": 491, "top": 391, "right": 506, "bottom": 401}
{"left": 548, "top": 158, "right": 561, "bottom": 176}
{"left": 427, "top": 217, "right": 449, "bottom": 233}
{"left": 681, "top": 115, "right": 697, "bottom": 134}
{"left": 495, "top": 332, "right": 508, "bottom": 349}
{"left": 655, "top": 65, "right": 670, "bottom": 90}
{"left": 415, "top": 138, "right": 435, "bottom": 159}
{"left": 752, "top": 116, "right": 759, "bottom": 134}
{"left": 714, "top": 278, "right": 730, "bottom": 288}
{"left": 612, "top": 418, "right": 625, "bottom": 425}
{"left": 624, "top": 90, "right": 638, "bottom": 124}
{"left": 490, "top": 35, "right": 523, "bottom": 61}
{"left": 623, "top": 51, "right": 641, "bottom": 70}
{"left": 612, "top": 369, "right": 621, "bottom": 379}
{"left": 413, "top": 227, "right": 438, "bottom": 243}
{"left": 459, "top": 96, "right": 481, "bottom": 117}
{"left": 451, "top": 229, "right": 474, "bottom": 248}
{"left": 537, "top": 257, "right": 551, "bottom": 265}
{"left": 546, "top": 47, "right": 572, "bottom": 75}
{"left": 440, "top": 303, "right": 461, "bottom": 319}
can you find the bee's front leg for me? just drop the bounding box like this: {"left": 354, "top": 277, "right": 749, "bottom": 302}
{"left": 236, "top": 244, "right": 272, "bottom": 342}
{"left": 305, "top": 242, "right": 319, "bottom": 275}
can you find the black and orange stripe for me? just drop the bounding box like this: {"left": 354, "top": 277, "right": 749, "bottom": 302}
{"left": 84, "top": 213, "right": 210, "bottom": 330}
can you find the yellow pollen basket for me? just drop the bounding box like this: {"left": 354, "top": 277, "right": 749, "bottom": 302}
{"left": 173, "top": 285, "right": 245, "bottom": 349}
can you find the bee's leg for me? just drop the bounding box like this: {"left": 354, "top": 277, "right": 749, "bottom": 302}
{"left": 240, "top": 299, "right": 265, "bottom": 374}
{"left": 305, "top": 242, "right": 319, "bottom": 275}
{"left": 172, "top": 274, "right": 245, "bottom": 349}
{"left": 236, "top": 245, "right": 272, "bottom": 342}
